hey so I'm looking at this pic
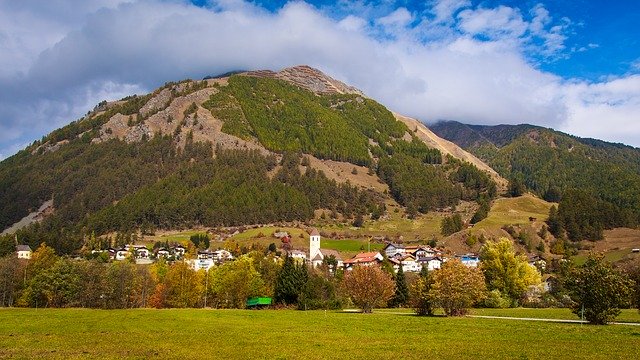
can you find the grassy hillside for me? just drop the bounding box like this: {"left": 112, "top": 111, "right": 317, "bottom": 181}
{"left": 473, "top": 194, "right": 553, "bottom": 230}
{"left": 1, "top": 308, "right": 638, "bottom": 359}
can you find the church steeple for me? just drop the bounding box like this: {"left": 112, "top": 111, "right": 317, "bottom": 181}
{"left": 309, "top": 228, "right": 321, "bottom": 263}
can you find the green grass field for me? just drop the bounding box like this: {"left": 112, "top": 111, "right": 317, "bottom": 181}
{"left": 474, "top": 194, "right": 554, "bottom": 230}
{"left": 1, "top": 308, "right": 638, "bottom": 359}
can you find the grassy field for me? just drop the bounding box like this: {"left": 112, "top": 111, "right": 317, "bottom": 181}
{"left": 474, "top": 194, "right": 554, "bottom": 230}
{"left": 1, "top": 308, "right": 639, "bottom": 359}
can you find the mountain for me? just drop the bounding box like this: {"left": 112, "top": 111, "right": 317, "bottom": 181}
{"left": 0, "top": 66, "right": 499, "bottom": 254}
{"left": 431, "top": 120, "right": 640, "bottom": 240}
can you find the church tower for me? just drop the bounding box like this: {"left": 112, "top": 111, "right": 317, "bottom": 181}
{"left": 309, "top": 228, "right": 321, "bottom": 262}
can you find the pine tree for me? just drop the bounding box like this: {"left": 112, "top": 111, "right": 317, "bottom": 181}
{"left": 390, "top": 266, "right": 409, "bottom": 307}
{"left": 274, "top": 256, "right": 307, "bottom": 305}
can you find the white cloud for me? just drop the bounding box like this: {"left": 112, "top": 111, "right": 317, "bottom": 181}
{"left": 431, "top": 0, "right": 471, "bottom": 23}
{"left": 0, "top": 0, "right": 639, "bottom": 158}
{"left": 458, "top": 6, "right": 528, "bottom": 39}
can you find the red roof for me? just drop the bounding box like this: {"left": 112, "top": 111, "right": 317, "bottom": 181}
{"left": 310, "top": 228, "right": 320, "bottom": 236}
{"left": 344, "top": 252, "right": 382, "bottom": 265}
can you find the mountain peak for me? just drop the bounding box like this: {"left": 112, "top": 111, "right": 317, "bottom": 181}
{"left": 244, "top": 65, "right": 364, "bottom": 96}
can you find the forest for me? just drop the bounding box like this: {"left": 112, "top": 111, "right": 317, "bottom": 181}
{"left": 431, "top": 121, "right": 640, "bottom": 238}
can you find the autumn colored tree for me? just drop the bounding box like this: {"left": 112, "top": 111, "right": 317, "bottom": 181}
{"left": 411, "top": 266, "right": 434, "bottom": 316}
{"left": 430, "top": 259, "right": 486, "bottom": 316}
{"left": 480, "top": 238, "right": 542, "bottom": 304}
{"left": 164, "top": 261, "right": 204, "bottom": 308}
{"left": 565, "top": 254, "right": 634, "bottom": 324}
{"left": 0, "top": 256, "right": 25, "bottom": 306}
{"left": 342, "top": 266, "right": 394, "bottom": 313}
{"left": 208, "top": 256, "right": 265, "bottom": 309}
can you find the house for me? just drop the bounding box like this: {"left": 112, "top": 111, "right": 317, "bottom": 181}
{"left": 107, "top": 247, "right": 117, "bottom": 260}
{"left": 135, "top": 247, "right": 150, "bottom": 259}
{"left": 396, "top": 254, "right": 421, "bottom": 273}
{"left": 198, "top": 250, "right": 213, "bottom": 260}
{"left": 173, "top": 245, "right": 186, "bottom": 258}
{"left": 406, "top": 246, "right": 436, "bottom": 258}
{"left": 288, "top": 250, "right": 307, "bottom": 263}
{"left": 115, "top": 248, "right": 129, "bottom": 261}
{"left": 190, "top": 258, "right": 215, "bottom": 271}
{"left": 456, "top": 253, "right": 480, "bottom": 267}
{"left": 211, "top": 249, "right": 233, "bottom": 263}
{"left": 16, "top": 245, "right": 32, "bottom": 260}
{"left": 156, "top": 248, "right": 170, "bottom": 258}
{"left": 343, "top": 251, "right": 384, "bottom": 270}
{"left": 417, "top": 256, "right": 443, "bottom": 271}
{"left": 383, "top": 243, "right": 405, "bottom": 258}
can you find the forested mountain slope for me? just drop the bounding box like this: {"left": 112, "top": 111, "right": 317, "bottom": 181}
{"left": 0, "top": 67, "right": 497, "bottom": 254}
{"left": 431, "top": 121, "right": 640, "bottom": 239}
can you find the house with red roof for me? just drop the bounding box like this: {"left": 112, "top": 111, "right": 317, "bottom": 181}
{"left": 343, "top": 251, "right": 384, "bottom": 270}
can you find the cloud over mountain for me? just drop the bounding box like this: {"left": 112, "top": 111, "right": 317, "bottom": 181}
{"left": 0, "top": 0, "right": 639, "bottom": 158}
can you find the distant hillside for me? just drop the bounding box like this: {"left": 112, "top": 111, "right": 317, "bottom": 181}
{"left": 431, "top": 120, "right": 640, "bottom": 238}
{"left": 0, "top": 67, "right": 498, "bottom": 255}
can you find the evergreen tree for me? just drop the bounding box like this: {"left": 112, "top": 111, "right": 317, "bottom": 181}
{"left": 274, "top": 256, "right": 307, "bottom": 305}
{"left": 390, "top": 266, "right": 409, "bottom": 307}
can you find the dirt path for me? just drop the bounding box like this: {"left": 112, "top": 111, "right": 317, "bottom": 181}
{"left": 467, "top": 315, "right": 640, "bottom": 326}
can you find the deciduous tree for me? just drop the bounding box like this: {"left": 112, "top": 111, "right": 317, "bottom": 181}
{"left": 430, "top": 260, "right": 486, "bottom": 316}
{"left": 342, "top": 266, "right": 394, "bottom": 313}
{"left": 565, "top": 254, "right": 634, "bottom": 324}
{"left": 480, "top": 238, "right": 542, "bottom": 303}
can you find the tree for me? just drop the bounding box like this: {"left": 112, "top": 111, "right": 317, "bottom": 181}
{"left": 564, "top": 254, "right": 634, "bottom": 324}
{"left": 0, "top": 256, "right": 25, "bottom": 307}
{"left": 209, "top": 256, "right": 265, "bottom": 308}
{"left": 390, "top": 266, "right": 409, "bottom": 307}
{"left": 352, "top": 214, "right": 364, "bottom": 228}
{"left": 163, "top": 261, "right": 204, "bottom": 308}
{"left": 411, "top": 266, "right": 434, "bottom": 316}
{"left": 479, "top": 238, "right": 542, "bottom": 303}
{"left": 508, "top": 177, "right": 525, "bottom": 197}
{"left": 342, "top": 266, "right": 394, "bottom": 313}
{"left": 274, "top": 256, "right": 307, "bottom": 305}
{"left": 441, "top": 214, "right": 463, "bottom": 236}
{"left": 430, "top": 259, "right": 486, "bottom": 316}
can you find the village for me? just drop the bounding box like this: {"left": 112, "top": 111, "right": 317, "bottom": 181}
{"left": 14, "top": 228, "right": 548, "bottom": 276}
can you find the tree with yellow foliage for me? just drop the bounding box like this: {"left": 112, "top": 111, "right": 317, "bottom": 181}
{"left": 480, "top": 238, "right": 542, "bottom": 304}
{"left": 430, "top": 259, "right": 486, "bottom": 316}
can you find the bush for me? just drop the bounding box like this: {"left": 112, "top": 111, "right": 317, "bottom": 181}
{"left": 483, "top": 289, "right": 511, "bottom": 308}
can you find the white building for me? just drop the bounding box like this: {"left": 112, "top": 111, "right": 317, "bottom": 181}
{"left": 309, "top": 228, "right": 321, "bottom": 266}
{"left": 417, "top": 256, "right": 443, "bottom": 271}
{"left": 115, "top": 248, "right": 129, "bottom": 261}
{"left": 289, "top": 250, "right": 307, "bottom": 263}
{"left": 190, "top": 258, "right": 215, "bottom": 271}
{"left": 16, "top": 245, "right": 32, "bottom": 260}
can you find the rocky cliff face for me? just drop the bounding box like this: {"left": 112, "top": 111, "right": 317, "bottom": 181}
{"left": 245, "top": 65, "right": 364, "bottom": 95}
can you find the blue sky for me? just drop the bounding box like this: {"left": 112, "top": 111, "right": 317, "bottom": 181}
{"left": 0, "top": 0, "right": 639, "bottom": 160}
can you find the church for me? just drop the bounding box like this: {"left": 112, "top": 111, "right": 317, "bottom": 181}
{"left": 308, "top": 228, "right": 343, "bottom": 268}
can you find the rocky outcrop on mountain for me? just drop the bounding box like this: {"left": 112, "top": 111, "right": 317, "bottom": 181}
{"left": 245, "top": 65, "right": 364, "bottom": 95}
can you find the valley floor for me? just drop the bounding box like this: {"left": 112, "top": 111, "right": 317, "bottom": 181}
{"left": 1, "top": 308, "right": 638, "bottom": 359}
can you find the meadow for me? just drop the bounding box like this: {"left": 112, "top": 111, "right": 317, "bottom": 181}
{"left": 1, "top": 308, "right": 639, "bottom": 359}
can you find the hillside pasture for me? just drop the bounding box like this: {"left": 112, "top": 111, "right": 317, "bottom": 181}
{"left": 0, "top": 308, "right": 638, "bottom": 359}
{"left": 473, "top": 194, "right": 553, "bottom": 230}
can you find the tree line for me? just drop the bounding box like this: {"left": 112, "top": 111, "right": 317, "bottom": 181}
{"left": 2, "top": 239, "right": 636, "bottom": 324}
